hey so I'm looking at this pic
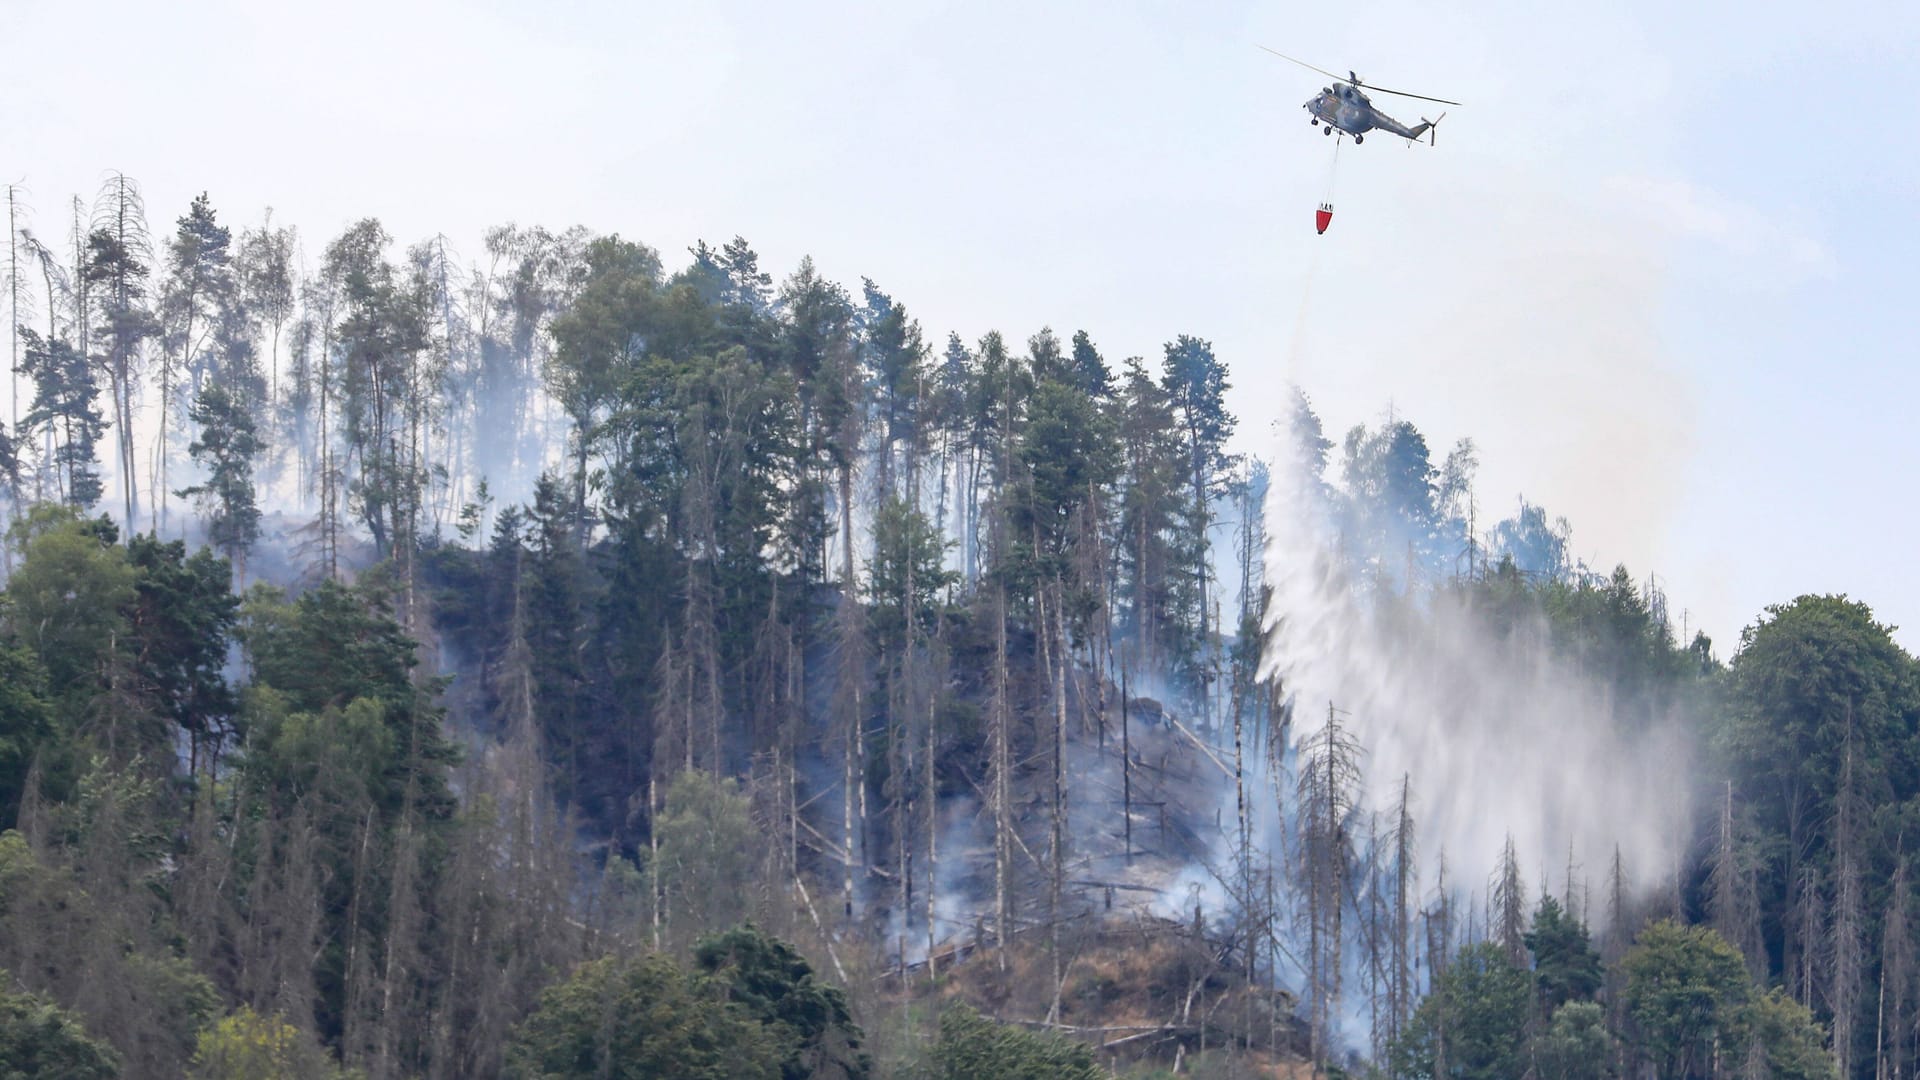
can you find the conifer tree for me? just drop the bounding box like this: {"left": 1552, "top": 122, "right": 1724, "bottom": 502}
{"left": 156, "top": 192, "right": 232, "bottom": 532}
{"left": 180, "top": 383, "right": 264, "bottom": 581}
{"left": 18, "top": 327, "right": 106, "bottom": 508}
{"left": 1116, "top": 355, "right": 1186, "bottom": 679}
{"left": 1160, "top": 334, "right": 1234, "bottom": 704}
{"left": 859, "top": 279, "right": 924, "bottom": 501}
{"left": 81, "top": 176, "right": 153, "bottom": 526}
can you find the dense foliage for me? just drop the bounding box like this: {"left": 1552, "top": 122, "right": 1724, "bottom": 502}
{"left": 928, "top": 1005, "right": 1104, "bottom": 1080}
{"left": 0, "top": 973, "right": 121, "bottom": 1080}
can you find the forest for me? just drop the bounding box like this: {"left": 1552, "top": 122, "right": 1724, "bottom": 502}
{"left": 0, "top": 176, "right": 1911, "bottom": 1079}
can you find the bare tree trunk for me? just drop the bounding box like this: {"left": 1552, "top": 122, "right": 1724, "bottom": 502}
{"left": 1710, "top": 779, "right": 1765, "bottom": 980}
{"left": 5, "top": 183, "right": 18, "bottom": 461}
{"left": 321, "top": 312, "right": 338, "bottom": 578}
{"left": 1392, "top": 775, "right": 1415, "bottom": 1049}
{"left": 926, "top": 635, "right": 942, "bottom": 981}
{"left": 1298, "top": 702, "right": 1358, "bottom": 1066}
{"left": 1042, "top": 579, "right": 1068, "bottom": 1024}
{"left": 1797, "top": 863, "right": 1826, "bottom": 1012}
{"left": 1233, "top": 656, "right": 1250, "bottom": 979}
{"left": 341, "top": 807, "right": 380, "bottom": 1071}
{"left": 1122, "top": 668, "right": 1133, "bottom": 863}
{"left": 1835, "top": 705, "right": 1865, "bottom": 1079}
{"left": 990, "top": 570, "right": 1011, "bottom": 971}
{"left": 375, "top": 813, "right": 423, "bottom": 1080}
{"left": 838, "top": 460, "right": 865, "bottom": 925}
{"left": 107, "top": 176, "right": 142, "bottom": 531}
{"left": 650, "top": 775, "right": 662, "bottom": 950}
{"left": 1883, "top": 853, "right": 1914, "bottom": 1080}
{"left": 1493, "top": 836, "right": 1526, "bottom": 966}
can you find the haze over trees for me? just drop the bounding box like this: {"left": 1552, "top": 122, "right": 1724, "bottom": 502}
{"left": 0, "top": 176, "right": 1912, "bottom": 1078}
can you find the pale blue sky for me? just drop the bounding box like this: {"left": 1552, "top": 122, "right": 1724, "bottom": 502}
{"left": 3, "top": 0, "right": 1916, "bottom": 651}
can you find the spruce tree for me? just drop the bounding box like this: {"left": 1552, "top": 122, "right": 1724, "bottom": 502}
{"left": 179, "top": 383, "right": 264, "bottom": 581}
{"left": 156, "top": 193, "right": 233, "bottom": 532}
{"left": 18, "top": 327, "right": 107, "bottom": 508}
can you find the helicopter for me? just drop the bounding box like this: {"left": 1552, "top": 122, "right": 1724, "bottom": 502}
{"left": 1260, "top": 46, "right": 1458, "bottom": 146}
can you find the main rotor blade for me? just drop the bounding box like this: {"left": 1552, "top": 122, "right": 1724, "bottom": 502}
{"left": 1356, "top": 83, "right": 1461, "bottom": 106}
{"left": 1256, "top": 45, "right": 1347, "bottom": 84}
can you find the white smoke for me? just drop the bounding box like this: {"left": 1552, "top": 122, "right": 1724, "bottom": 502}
{"left": 1259, "top": 409, "right": 1695, "bottom": 911}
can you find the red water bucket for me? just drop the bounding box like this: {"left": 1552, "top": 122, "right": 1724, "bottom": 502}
{"left": 1315, "top": 203, "right": 1333, "bottom": 234}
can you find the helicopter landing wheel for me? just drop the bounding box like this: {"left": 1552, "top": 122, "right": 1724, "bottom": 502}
{"left": 1354, "top": 134, "right": 1364, "bottom": 144}
{"left": 1310, "top": 118, "right": 1318, "bottom": 125}
{"left": 1323, "top": 125, "right": 1332, "bottom": 135}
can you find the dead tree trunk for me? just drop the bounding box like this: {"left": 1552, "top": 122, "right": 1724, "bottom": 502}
{"left": 1296, "top": 701, "right": 1359, "bottom": 1066}
{"left": 1835, "top": 704, "right": 1865, "bottom": 1079}
{"left": 1493, "top": 836, "right": 1526, "bottom": 967}
{"left": 1882, "top": 852, "right": 1914, "bottom": 1080}
{"left": 1391, "top": 775, "right": 1415, "bottom": 1050}
{"left": 990, "top": 571, "right": 1012, "bottom": 971}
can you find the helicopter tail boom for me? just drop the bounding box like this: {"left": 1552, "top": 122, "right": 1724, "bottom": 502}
{"left": 1405, "top": 113, "right": 1444, "bottom": 146}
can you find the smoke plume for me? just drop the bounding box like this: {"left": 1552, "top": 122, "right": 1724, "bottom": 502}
{"left": 1259, "top": 407, "right": 1696, "bottom": 914}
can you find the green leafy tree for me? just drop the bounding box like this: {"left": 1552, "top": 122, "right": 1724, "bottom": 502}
{"left": 189, "top": 1007, "right": 346, "bottom": 1080}
{"left": 5, "top": 506, "right": 134, "bottom": 709}
{"left": 928, "top": 1004, "right": 1103, "bottom": 1080}
{"left": 321, "top": 219, "right": 430, "bottom": 558}
{"left": 1718, "top": 594, "right": 1920, "bottom": 999}
{"left": 1534, "top": 1000, "right": 1614, "bottom": 1080}
{"left": 241, "top": 579, "right": 456, "bottom": 820}
{"left": 653, "top": 770, "right": 756, "bottom": 947}
{"left": 0, "top": 626, "right": 51, "bottom": 829}
{"left": 1622, "top": 921, "right": 1750, "bottom": 1079}
{"left": 0, "top": 421, "right": 21, "bottom": 520}
{"left": 547, "top": 235, "right": 664, "bottom": 529}
{"left": 693, "top": 925, "right": 869, "bottom": 1080}
{"left": 1737, "top": 987, "right": 1835, "bottom": 1080}
{"left": 506, "top": 954, "right": 780, "bottom": 1080}
{"left": 124, "top": 535, "right": 239, "bottom": 772}
{"left": 237, "top": 578, "right": 456, "bottom": 1053}
{"left": 0, "top": 973, "right": 120, "bottom": 1080}
{"left": 1390, "top": 942, "right": 1530, "bottom": 1080}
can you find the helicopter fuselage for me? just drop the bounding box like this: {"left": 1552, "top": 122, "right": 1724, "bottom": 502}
{"left": 1304, "top": 84, "right": 1427, "bottom": 142}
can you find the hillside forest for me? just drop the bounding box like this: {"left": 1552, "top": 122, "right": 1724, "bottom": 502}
{"left": 0, "top": 177, "right": 1912, "bottom": 1079}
